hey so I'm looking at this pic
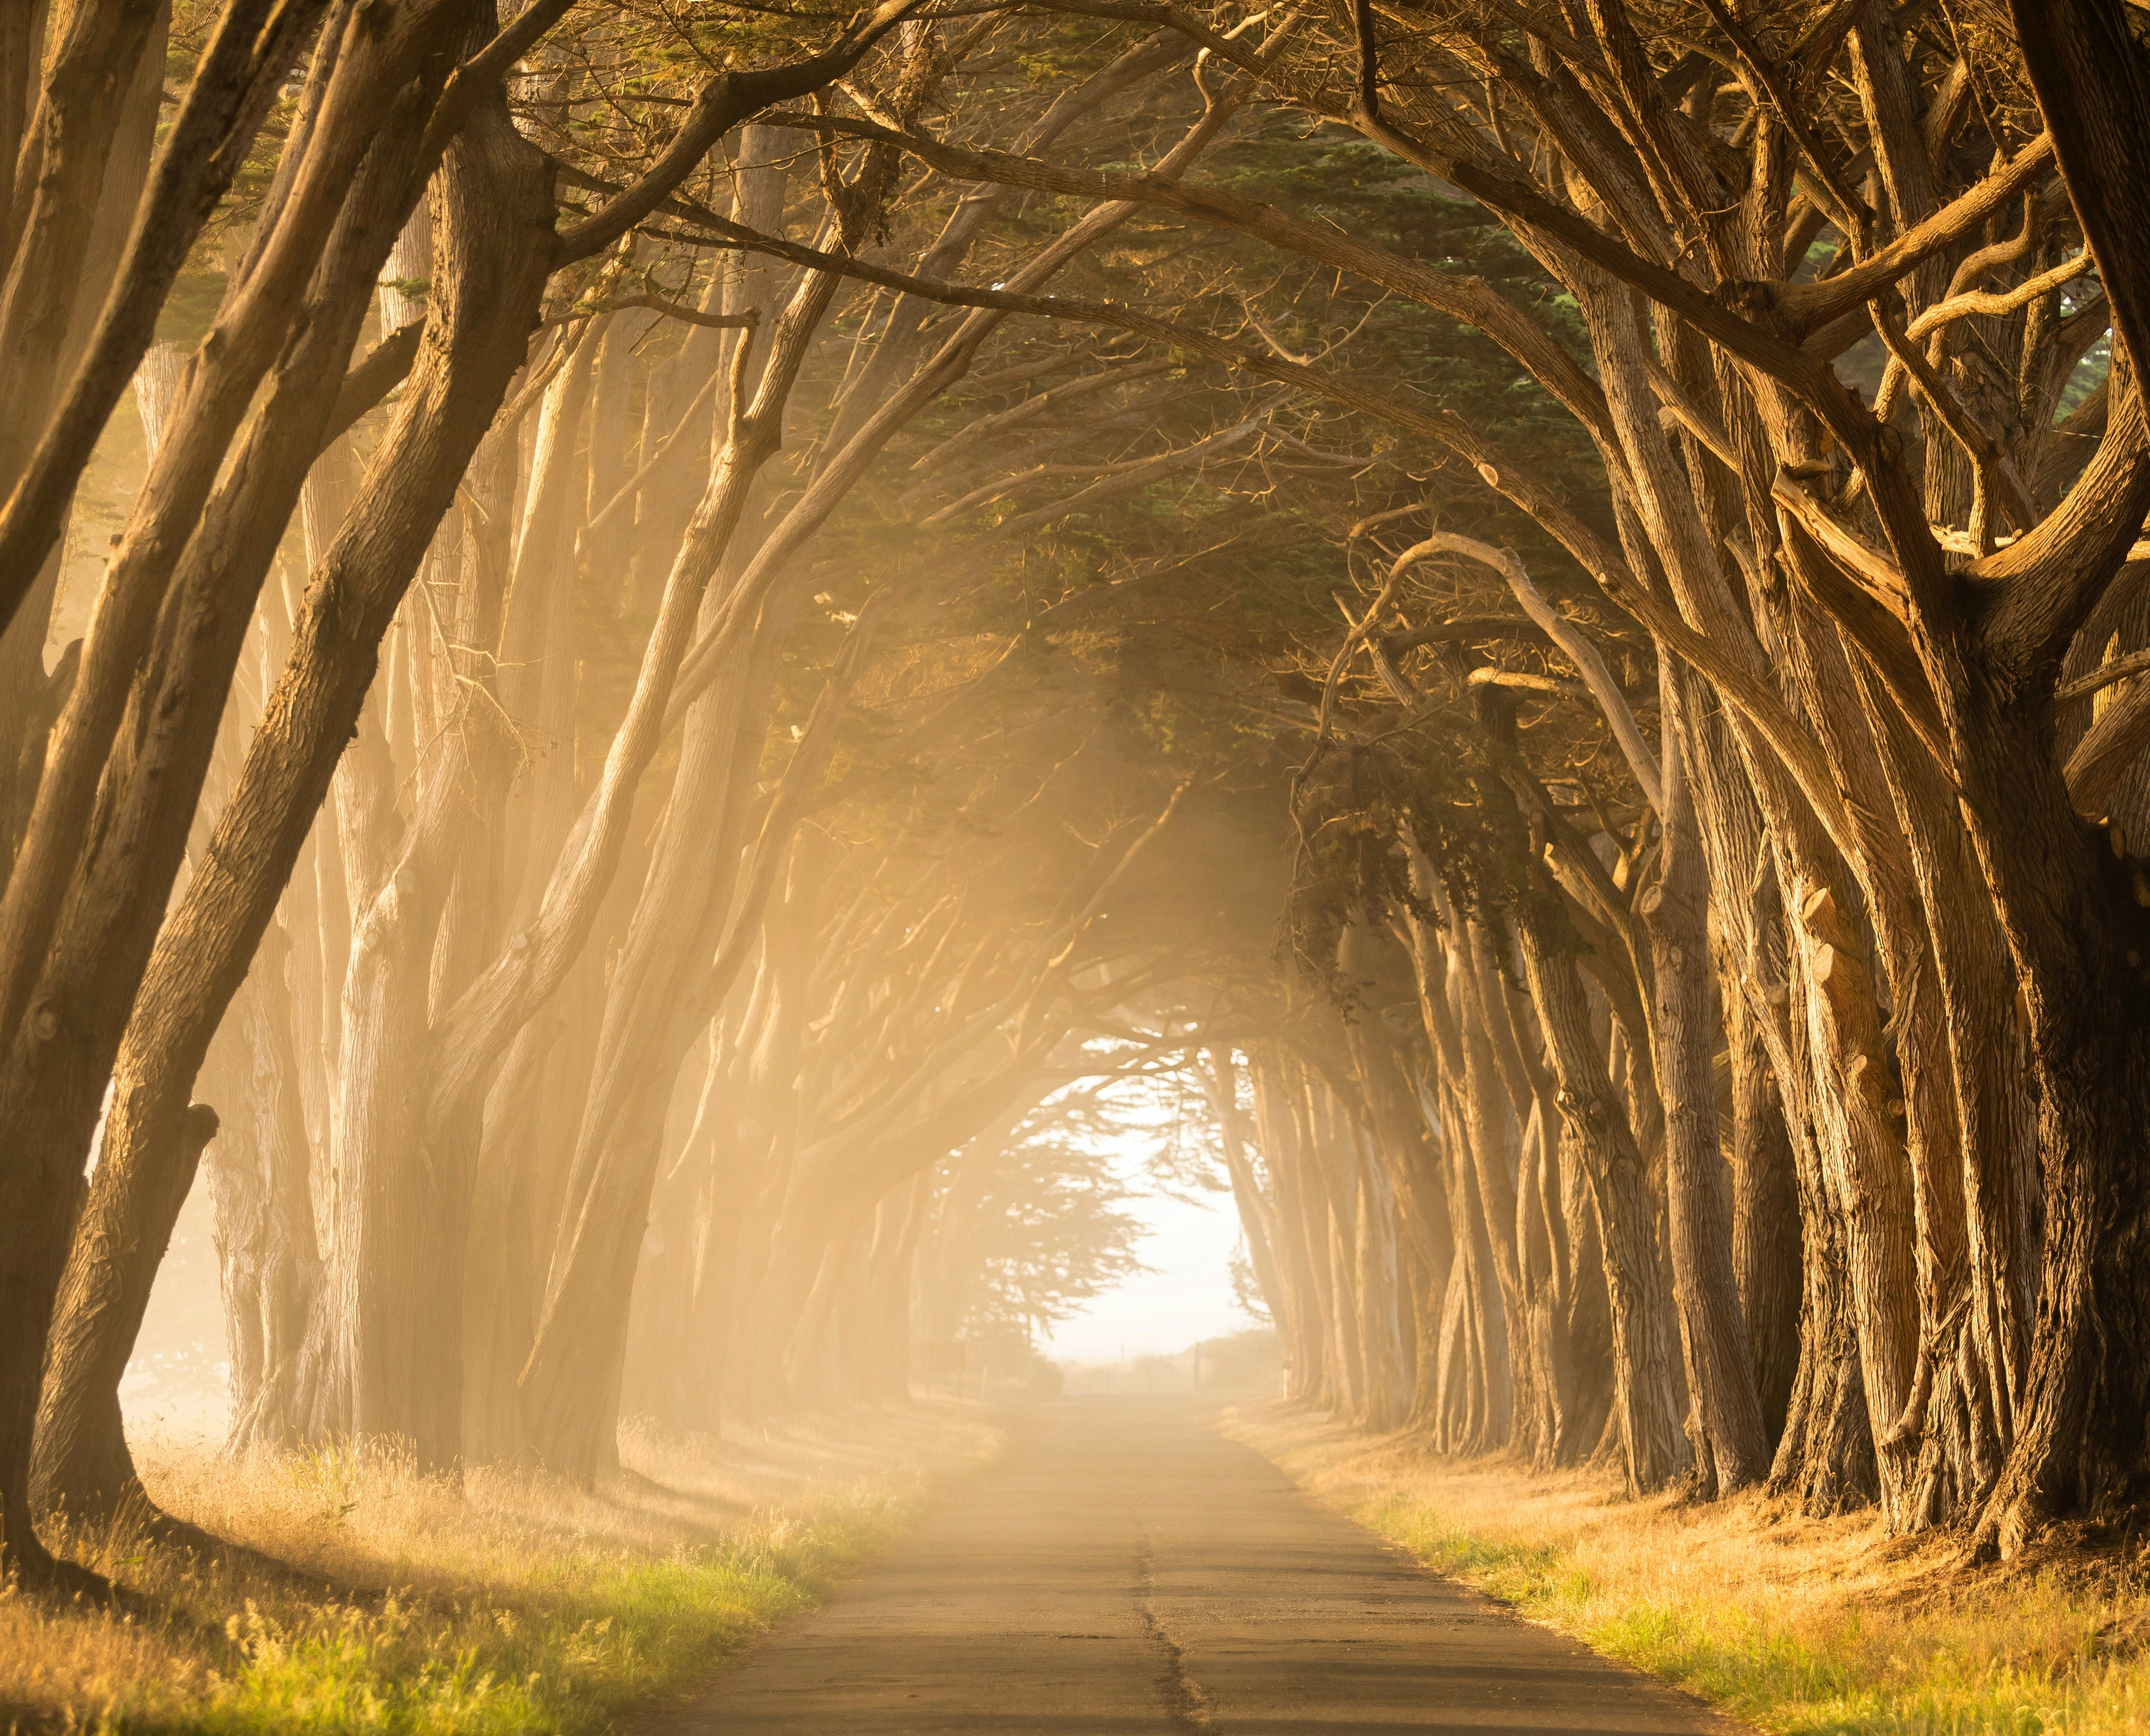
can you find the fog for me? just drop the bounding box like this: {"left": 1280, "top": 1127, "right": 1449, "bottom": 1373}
{"left": 5, "top": 0, "right": 2144, "bottom": 1677}
{"left": 1041, "top": 1173, "right": 1253, "bottom": 1365}
{"left": 121, "top": 1134, "right": 1262, "bottom": 1437}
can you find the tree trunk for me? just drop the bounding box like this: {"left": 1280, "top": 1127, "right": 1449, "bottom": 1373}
{"left": 1352, "top": 1129, "right": 1410, "bottom": 1429}
{"left": 217, "top": 924, "right": 323, "bottom": 1456}
{"left": 1766, "top": 938, "right": 1882, "bottom": 1516}
{"left": 1723, "top": 979, "right": 1801, "bottom": 1444}
{"left": 0, "top": 37, "right": 459, "bottom": 1583}
{"left": 1645, "top": 684, "right": 1769, "bottom": 1493}
{"left": 0, "top": 0, "right": 164, "bottom": 870}
{"left": 29, "top": 1103, "right": 217, "bottom": 1522}
{"left": 1252, "top": 1049, "right": 1327, "bottom": 1402}
{"left": 27, "top": 79, "right": 554, "bottom": 1517}
{"left": 1517, "top": 899, "right": 1689, "bottom": 1495}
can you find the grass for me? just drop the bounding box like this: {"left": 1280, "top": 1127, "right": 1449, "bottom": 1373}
{"left": 1226, "top": 1405, "right": 2150, "bottom": 1736}
{"left": 2, "top": 1401, "right": 1002, "bottom": 1734}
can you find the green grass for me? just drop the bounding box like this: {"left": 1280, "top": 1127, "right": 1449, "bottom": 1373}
{"left": 5, "top": 1409, "right": 999, "bottom": 1735}
{"left": 163, "top": 1485, "right": 905, "bottom": 1734}
{"left": 1355, "top": 1488, "right": 2150, "bottom": 1736}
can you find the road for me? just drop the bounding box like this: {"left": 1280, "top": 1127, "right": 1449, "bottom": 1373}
{"left": 652, "top": 1398, "right": 1733, "bottom": 1734}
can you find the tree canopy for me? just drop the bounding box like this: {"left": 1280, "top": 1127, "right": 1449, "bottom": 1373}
{"left": 2, "top": 0, "right": 2147, "bottom": 1593}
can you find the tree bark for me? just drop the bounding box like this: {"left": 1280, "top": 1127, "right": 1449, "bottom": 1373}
{"left": 1723, "top": 975, "right": 1801, "bottom": 1444}
{"left": 1645, "top": 681, "right": 1770, "bottom": 1494}
{"left": 1516, "top": 896, "right": 1689, "bottom": 1495}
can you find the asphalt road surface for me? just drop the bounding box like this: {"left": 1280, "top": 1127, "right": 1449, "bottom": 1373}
{"left": 652, "top": 1398, "right": 1734, "bottom": 1734}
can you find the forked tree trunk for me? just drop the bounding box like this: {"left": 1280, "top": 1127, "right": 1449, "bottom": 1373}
{"left": 0, "top": 36, "right": 463, "bottom": 1581}
{"left": 29, "top": 75, "right": 555, "bottom": 1516}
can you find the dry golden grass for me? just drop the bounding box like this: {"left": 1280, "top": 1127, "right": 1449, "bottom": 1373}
{"left": 2, "top": 1401, "right": 1001, "bottom": 1734}
{"left": 1226, "top": 1404, "right": 2150, "bottom": 1736}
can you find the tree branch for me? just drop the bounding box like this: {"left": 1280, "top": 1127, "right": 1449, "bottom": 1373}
{"left": 551, "top": 0, "right": 931, "bottom": 265}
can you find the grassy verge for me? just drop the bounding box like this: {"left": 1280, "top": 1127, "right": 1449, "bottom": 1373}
{"left": 3, "top": 1402, "right": 1001, "bottom": 1734}
{"left": 1225, "top": 1404, "right": 2150, "bottom": 1736}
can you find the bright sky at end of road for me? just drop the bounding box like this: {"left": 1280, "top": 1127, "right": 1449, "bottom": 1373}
{"left": 1042, "top": 1167, "right": 1256, "bottom": 1364}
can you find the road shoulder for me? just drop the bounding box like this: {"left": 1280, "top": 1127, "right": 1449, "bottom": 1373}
{"left": 1224, "top": 1401, "right": 2149, "bottom": 1736}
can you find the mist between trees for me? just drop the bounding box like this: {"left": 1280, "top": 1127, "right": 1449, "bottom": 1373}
{"left": 1, "top": 0, "right": 2146, "bottom": 1604}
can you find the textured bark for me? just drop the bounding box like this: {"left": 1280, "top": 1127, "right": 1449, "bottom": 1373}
{"left": 0, "top": 9, "right": 459, "bottom": 1071}
{"left": 1767, "top": 935, "right": 1882, "bottom": 1517}
{"left": 1415, "top": 991, "right": 1509, "bottom": 1451}
{"left": 1935, "top": 0, "right": 2150, "bottom": 1558}
{"left": 1645, "top": 689, "right": 1769, "bottom": 1494}
{"left": 0, "top": 0, "right": 333, "bottom": 638}
{"left": 0, "top": 0, "right": 161, "bottom": 485}
{"left": 1950, "top": 687, "right": 2150, "bottom": 1553}
{"left": 1516, "top": 901, "right": 1688, "bottom": 1495}
{"left": 28, "top": 0, "right": 2150, "bottom": 1600}
{"left": 1390, "top": 877, "right": 1500, "bottom": 1445}
{"left": 28, "top": 1103, "right": 216, "bottom": 1523}
{"left": 1331, "top": 920, "right": 1456, "bottom": 1428}
{"left": 1553, "top": 1112, "right": 1614, "bottom": 1457}
{"left": 1795, "top": 880, "right": 1923, "bottom": 1525}
{"left": 1723, "top": 980, "right": 1800, "bottom": 1444}
{"left": 1847, "top": 662, "right": 2027, "bottom": 1523}
{"left": 1450, "top": 980, "right": 1520, "bottom": 1446}
{"left": 1350, "top": 1125, "right": 1411, "bottom": 1429}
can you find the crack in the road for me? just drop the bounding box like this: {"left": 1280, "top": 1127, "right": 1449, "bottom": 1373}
{"left": 1135, "top": 1523, "right": 1214, "bottom": 1731}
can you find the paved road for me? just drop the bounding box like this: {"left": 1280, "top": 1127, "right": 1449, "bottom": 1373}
{"left": 654, "top": 1399, "right": 1732, "bottom": 1734}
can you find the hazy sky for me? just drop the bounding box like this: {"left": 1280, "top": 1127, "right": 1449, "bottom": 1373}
{"left": 1042, "top": 1166, "right": 1256, "bottom": 1364}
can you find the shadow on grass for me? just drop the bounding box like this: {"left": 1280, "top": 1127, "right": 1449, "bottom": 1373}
{"left": 3, "top": 1399, "right": 1006, "bottom": 1735}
